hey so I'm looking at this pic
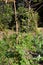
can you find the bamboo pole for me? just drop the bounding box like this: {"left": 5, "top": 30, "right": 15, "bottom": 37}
{"left": 14, "top": 0, "right": 18, "bottom": 44}
{"left": 5, "top": 0, "right": 8, "bottom": 3}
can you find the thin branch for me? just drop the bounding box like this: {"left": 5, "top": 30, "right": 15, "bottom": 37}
{"left": 31, "top": 1, "right": 43, "bottom": 8}
{"left": 36, "top": 5, "right": 43, "bottom": 11}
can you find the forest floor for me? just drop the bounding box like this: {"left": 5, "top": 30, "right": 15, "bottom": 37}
{"left": 0, "top": 28, "right": 43, "bottom": 65}
{"left": 0, "top": 27, "right": 43, "bottom": 40}
{"left": 0, "top": 29, "right": 15, "bottom": 39}
{"left": 38, "top": 27, "right": 43, "bottom": 33}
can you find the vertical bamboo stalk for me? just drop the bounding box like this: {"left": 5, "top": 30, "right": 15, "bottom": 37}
{"left": 5, "top": 0, "right": 8, "bottom": 3}
{"left": 28, "top": 0, "right": 31, "bottom": 10}
{"left": 28, "top": 0, "right": 31, "bottom": 31}
{"left": 14, "top": 0, "right": 18, "bottom": 43}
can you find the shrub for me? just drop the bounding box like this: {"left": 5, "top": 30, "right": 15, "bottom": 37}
{"left": 0, "top": 32, "right": 43, "bottom": 65}
{"left": 0, "top": 3, "right": 14, "bottom": 30}
{"left": 17, "top": 7, "right": 39, "bottom": 32}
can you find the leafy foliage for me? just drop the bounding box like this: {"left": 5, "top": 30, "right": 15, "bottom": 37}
{"left": 0, "top": 3, "right": 14, "bottom": 30}
{"left": 0, "top": 32, "right": 43, "bottom": 65}
{"left": 0, "top": 1, "right": 39, "bottom": 32}
{"left": 17, "top": 7, "right": 38, "bottom": 32}
{"left": 0, "top": 1, "right": 43, "bottom": 65}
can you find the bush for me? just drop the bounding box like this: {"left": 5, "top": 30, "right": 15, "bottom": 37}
{"left": 17, "top": 7, "right": 39, "bottom": 32}
{"left": 0, "top": 32, "right": 43, "bottom": 65}
{"left": 0, "top": 3, "right": 14, "bottom": 30}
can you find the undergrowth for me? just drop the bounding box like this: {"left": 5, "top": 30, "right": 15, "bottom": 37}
{"left": 0, "top": 32, "right": 43, "bottom": 65}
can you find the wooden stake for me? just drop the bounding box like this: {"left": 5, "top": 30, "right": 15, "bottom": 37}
{"left": 14, "top": 0, "right": 18, "bottom": 44}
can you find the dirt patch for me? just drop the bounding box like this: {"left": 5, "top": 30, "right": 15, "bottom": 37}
{"left": 0, "top": 30, "right": 15, "bottom": 40}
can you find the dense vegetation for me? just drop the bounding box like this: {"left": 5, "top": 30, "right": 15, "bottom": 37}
{"left": 0, "top": 0, "right": 43, "bottom": 65}
{"left": 0, "top": 0, "right": 39, "bottom": 31}
{"left": 0, "top": 32, "right": 43, "bottom": 65}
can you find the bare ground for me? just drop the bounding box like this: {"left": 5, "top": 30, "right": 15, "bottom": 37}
{"left": 0, "top": 28, "right": 43, "bottom": 40}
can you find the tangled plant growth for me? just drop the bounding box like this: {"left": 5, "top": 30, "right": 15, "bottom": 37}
{"left": 17, "top": 7, "right": 39, "bottom": 32}
{"left": 0, "top": 32, "right": 43, "bottom": 65}
{"left": 0, "top": 3, "right": 14, "bottom": 30}
{"left": 0, "top": 0, "right": 43, "bottom": 65}
{"left": 0, "top": 2, "right": 39, "bottom": 32}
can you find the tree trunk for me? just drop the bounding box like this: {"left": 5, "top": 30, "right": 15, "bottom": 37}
{"left": 28, "top": 0, "right": 31, "bottom": 10}
{"left": 14, "top": 0, "right": 18, "bottom": 44}
{"left": 5, "top": 0, "right": 8, "bottom": 3}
